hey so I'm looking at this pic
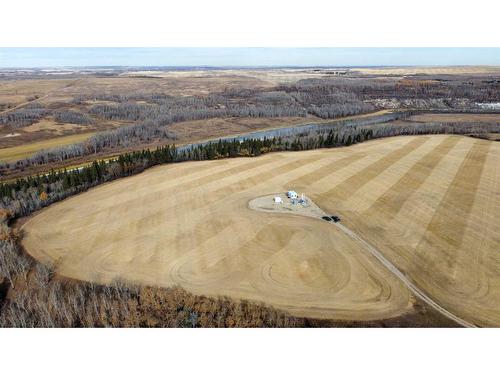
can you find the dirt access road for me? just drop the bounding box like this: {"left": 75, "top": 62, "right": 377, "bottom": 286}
{"left": 332, "top": 221, "right": 476, "bottom": 327}
{"left": 249, "top": 193, "right": 475, "bottom": 327}
{"left": 0, "top": 79, "right": 80, "bottom": 116}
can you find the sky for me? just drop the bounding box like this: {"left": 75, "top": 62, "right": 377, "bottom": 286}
{"left": 0, "top": 48, "right": 499, "bottom": 68}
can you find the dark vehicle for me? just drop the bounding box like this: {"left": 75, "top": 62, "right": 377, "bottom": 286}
{"left": 331, "top": 215, "right": 341, "bottom": 222}
{"left": 322, "top": 216, "right": 332, "bottom": 222}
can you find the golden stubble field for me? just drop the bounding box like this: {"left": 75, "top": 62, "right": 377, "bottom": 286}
{"left": 22, "top": 135, "right": 500, "bottom": 325}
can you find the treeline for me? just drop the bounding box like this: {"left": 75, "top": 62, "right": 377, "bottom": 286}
{"left": 0, "top": 103, "right": 47, "bottom": 129}
{"left": 284, "top": 77, "right": 500, "bottom": 103}
{"left": 0, "top": 280, "right": 305, "bottom": 328}
{"left": 9, "top": 77, "right": 476, "bottom": 170}
{"left": 1, "top": 74, "right": 497, "bottom": 173}
{"left": 0, "top": 203, "right": 302, "bottom": 327}
{"left": 0, "top": 191, "right": 456, "bottom": 328}
{"left": 0, "top": 106, "right": 95, "bottom": 129}
{"left": 75, "top": 76, "right": 500, "bottom": 116}
{"left": 2, "top": 120, "right": 499, "bottom": 219}
{"left": 1, "top": 90, "right": 312, "bottom": 170}
{"left": 79, "top": 87, "right": 374, "bottom": 121}
{"left": 0, "top": 210, "right": 457, "bottom": 328}
{"left": 61, "top": 86, "right": 376, "bottom": 163}
{"left": 54, "top": 110, "right": 94, "bottom": 125}
{"left": 0, "top": 106, "right": 387, "bottom": 174}
{"left": 0, "top": 221, "right": 303, "bottom": 328}
{"left": 84, "top": 91, "right": 308, "bottom": 124}
{"left": 89, "top": 101, "right": 305, "bottom": 126}
{"left": 0, "top": 106, "right": 95, "bottom": 130}
{"left": 0, "top": 129, "right": 364, "bottom": 217}
{"left": 283, "top": 85, "right": 375, "bottom": 118}
{"left": 0, "top": 139, "right": 279, "bottom": 217}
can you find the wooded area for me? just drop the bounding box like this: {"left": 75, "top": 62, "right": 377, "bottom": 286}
{"left": 2, "top": 73, "right": 498, "bottom": 174}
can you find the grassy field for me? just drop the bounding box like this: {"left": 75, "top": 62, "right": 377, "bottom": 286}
{"left": 0, "top": 132, "right": 95, "bottom": 162}
{"left": 21, "top": 135, "right": 500, "bottom": 325}
{"left": 0, "top": 78, "right": 77, "bottom": 110}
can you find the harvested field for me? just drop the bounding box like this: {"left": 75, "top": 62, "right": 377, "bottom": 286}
{"left": 21, "top": 135, "right": 500, "bottom": 325}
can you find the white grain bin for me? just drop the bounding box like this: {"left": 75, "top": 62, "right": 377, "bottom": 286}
{"left": 286, "top": 191, "right": 298, "bottom": 199}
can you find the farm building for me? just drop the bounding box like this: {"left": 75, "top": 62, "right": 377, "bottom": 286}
{"left": 273, "top": 196, "right": 282, "bottom": 203}
{"left": 287, "top": 191, "right": 298, "bottom": 199}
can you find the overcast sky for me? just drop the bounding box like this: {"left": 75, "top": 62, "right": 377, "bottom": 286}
{"left": 0, "top": 48, "right": 499, "bottom": 68}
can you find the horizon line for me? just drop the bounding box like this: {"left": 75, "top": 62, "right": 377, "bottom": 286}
{"left": 2, "top": 64, "right": 499, "bottom": 70}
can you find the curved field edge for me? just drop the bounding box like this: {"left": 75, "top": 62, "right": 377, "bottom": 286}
{"left": 19, "top": 153, "right": 412, "bottom": 321}
{"left": 0, "top": 267, "right": 458, "bottom": 327}
{"left": 20, "top": 135, "right": 500, "bottom": 325}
